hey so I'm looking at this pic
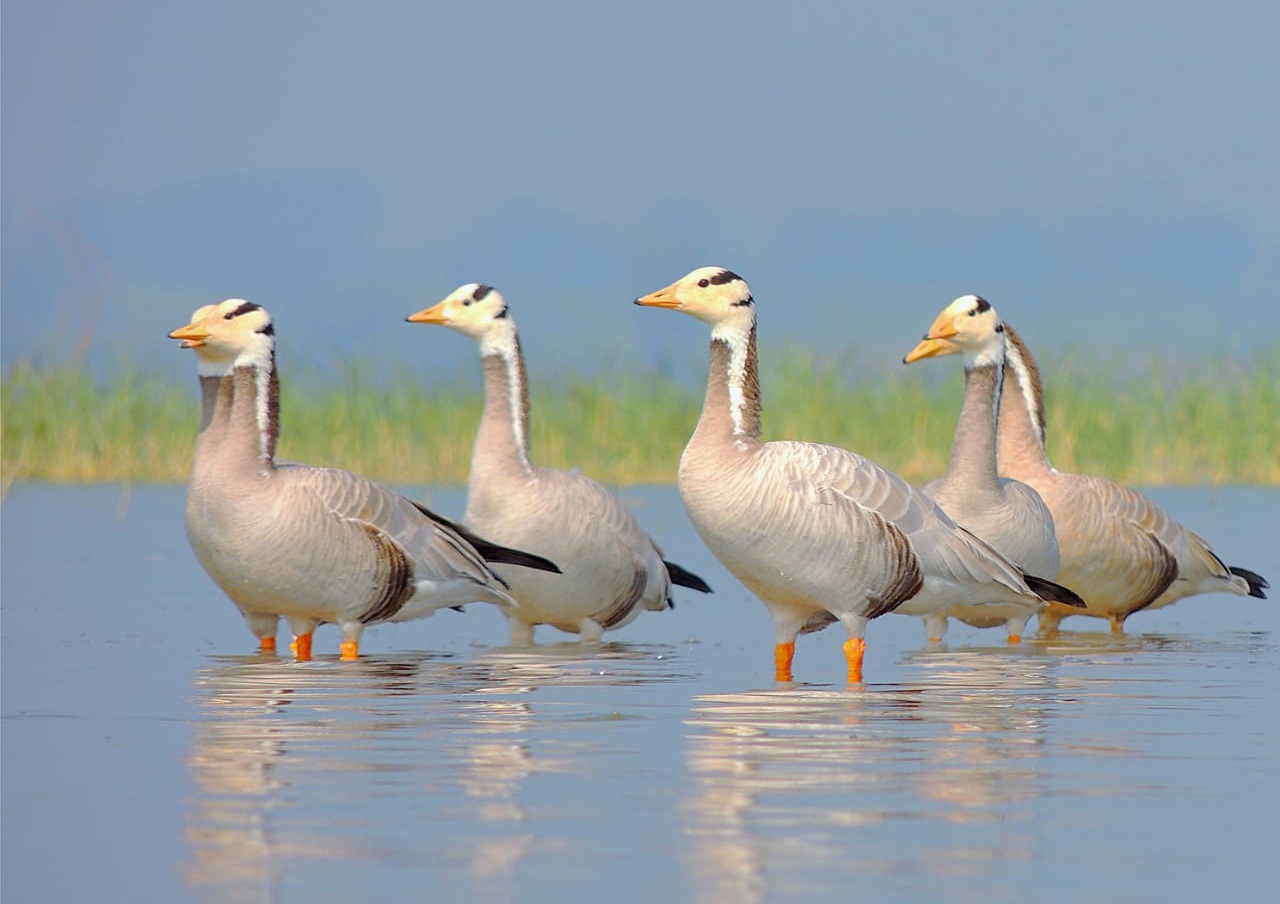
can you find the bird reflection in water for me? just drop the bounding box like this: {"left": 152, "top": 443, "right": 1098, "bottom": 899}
{"left": 681, "top": 647, "right": 1060, "bottom": 903}
{"left": 183, "top": 652, "right": 436, "bottom": 903}
{"left": 183, "top": 642, "right": 686, "bottom": 903}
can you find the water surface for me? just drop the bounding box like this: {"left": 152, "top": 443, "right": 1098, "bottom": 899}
{"left": 2, "top": 484, "right": 1275, "bottom": 902}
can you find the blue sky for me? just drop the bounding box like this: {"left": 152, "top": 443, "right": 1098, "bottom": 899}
{"left": 3, "top": 0, "right": 1277, "bottom": 381}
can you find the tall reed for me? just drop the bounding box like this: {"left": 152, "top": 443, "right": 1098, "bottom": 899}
{"left": 4, "top": 345, "right": 1277, "bottom": 487}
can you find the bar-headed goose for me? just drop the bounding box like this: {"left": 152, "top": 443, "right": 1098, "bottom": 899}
{"left": 635, "top": 267, "right": 1083, "bottom": 682}
{"left": 904, "top": 294, "right": 1072, "bottom": 642}
{"left": 993, "top": 307, "right": 1268, "bottom": 631}
{"left": 406, "top": 283, "right": 711, "bottom": 644}
{"left": 169, "top": 299, "right": 560, "bottom": 660}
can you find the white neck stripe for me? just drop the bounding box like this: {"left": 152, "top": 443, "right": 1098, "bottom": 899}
{"left": 254, "top": 363, "right": 271, "bottom": 462}
{"left": 1003, "top": 339, "right": 1043, "bottom": 446}
{"left": 713, "top": 324, "right": 751, "bottom": 437}
{"left": 483, "top": 334, "right": 532, "bottom": 474}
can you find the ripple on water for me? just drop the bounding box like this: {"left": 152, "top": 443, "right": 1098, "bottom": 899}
{"left": 679, "top": 628, "right": 1276, "bottom": 902}
{"left": 3, "top": 484, "right": 1272, "bottom": 903}
{"left": 181, "top": 642, "right": 696, "bottom": 901}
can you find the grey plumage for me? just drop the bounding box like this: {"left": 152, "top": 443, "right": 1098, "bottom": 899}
{"left": 637, "top": 268, "right": 1074, "bottom": 682}
{"left": 170, "top": 299, "right": 556, "bottom": 659}
{"left": 997, "top": 320, "right": 1267, "bottom": 632}
{"left": 407, "top": 283, "right": 710, "bottom": 644}
{"left": 904, "top": 294, "right": 1078, "bottom": 640}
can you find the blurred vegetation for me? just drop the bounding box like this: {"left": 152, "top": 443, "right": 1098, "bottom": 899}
{"left": 4, "top": 344, "right": 1278, "bottom": 490}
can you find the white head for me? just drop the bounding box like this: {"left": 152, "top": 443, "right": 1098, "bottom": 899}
{"left": 903, "top": 294, "right": 1006, "bottom": 370}
{"left": 169, "top": 299, "right": 275, "bottom": 376}
{"left": 406, "top": 283, "right": 517, "bottom": 357}
{"left": 634, "top": 266, "right": 755, "bottom": 342}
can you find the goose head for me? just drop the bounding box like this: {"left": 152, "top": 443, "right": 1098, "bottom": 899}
{"left": 171, "top": 304, "right": 219, "bottom": 347}
{"left": 903, "top": 294, "right": 1005, "bottom": 368}
{"left": 634, "top": 267, "right": 754, "bottom": 338}
{"left": 407, "top": 283, "right": 516, "bottom": 355}
{"left": 170, "top": 299, "right": 275, "bottom": 375}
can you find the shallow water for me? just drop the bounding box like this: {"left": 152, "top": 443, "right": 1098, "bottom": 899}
{"left": 1, "top": 484, "right": 1276, "bottom": 903}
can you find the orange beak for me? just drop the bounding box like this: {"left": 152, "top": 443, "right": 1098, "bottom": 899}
{"left": 633, "top": 284, "right": 681, "bottom": 309}
{"left": 169, "top": 323, "right": 212, "bottom": 348}
{"left": 903, "top": 312, "right": 961, "bottom": 363}
{"left": 406, "top": 301, "right": 449, "bottom": 324}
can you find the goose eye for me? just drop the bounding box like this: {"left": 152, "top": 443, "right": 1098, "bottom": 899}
{"left": 968, "top": 309, "right": 977, "bottom": 317}
{"left": 224, "top": 312, "right": 234, "bottom": 320}
{"left": 697, "top": 278, "right": 709, "bottom": 288}
{"left": 463, "top": 299, "right": 473, "bottom": 306}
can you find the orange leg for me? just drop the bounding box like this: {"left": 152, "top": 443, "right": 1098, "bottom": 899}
{"left": 1036, "top": 612, "right": 1062, "bottom": 637}
{"left": 1109, "top": 615, "right": 1126, "bottom": 635}
{"left": 290, "top": 632, "right": 313, "bottom": 661}
{"left": 843, "top": 637, "right": 866, "bottom": 684}
{"left": 259, "top": 636, "right": 277, "bottom": 653}
{"left": 339, "top": 639, "right": 360, "bottom": 661}
{"left": 774, "top": 642, "right": 795, "bottom": 682}
{"left": 1007, "top": 634, "right": 1022, "bottom": 645}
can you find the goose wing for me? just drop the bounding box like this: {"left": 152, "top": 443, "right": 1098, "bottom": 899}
{"left": 767, "top": 441, "right": 934, "bottom": 531}
{"left": 739, "top": 443, "right": 922, "bottom": 616}
{"left": 281, "top": 464, "right": 508, "bottom": 588}
{"left": 765, "top": 440, "right": 1033, "bottom": 597}
{"left": 1130, "top": 495, "right": 1230, "bottom": 585}
{"left": 411, "top": 502, "right": 560, "bottom": 573}
{"left": 1059, "top": 475, "right": 1179, "bottom": 610}
{"left": 539, "top": 467, "right": 672, "bottom": 604}
{"left": 1103, "top": 477, "right": 1245, "bottom": 600}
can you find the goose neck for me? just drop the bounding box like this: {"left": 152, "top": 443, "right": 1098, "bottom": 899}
{"left": 997, "top": 325, "right": 1054, "bottom": 478}
{"left": 191, "top": 374, "right": 234, "bottom": 474}
{"left": 943, "top": 362, "right": 1003, "bottom": 490}
{"left": 474, "top": 338, "right": 533, "bottom": 479}
{"left": 694, "top": 324, "right": 762, "bottom": 451}
{"left": 223, "top": 357, "right": 279, "bottom": 471}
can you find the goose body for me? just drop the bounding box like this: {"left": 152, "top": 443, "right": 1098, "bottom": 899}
{"left": 170, "top": 299, "right": 559, "bottom": 659}
{"left": 904, "top": 295, "right": 1067, "bottom": 641}
{"left": 996, "top": 317, "right": 1268, "bottom": 632}
{"left": 635, "top": 268, "right": 1083, "bottom": 682}
{"left": 407, "top": 284, "right": 710, "bottom": 644}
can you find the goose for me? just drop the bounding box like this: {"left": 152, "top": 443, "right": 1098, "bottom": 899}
{"left": 986, "top": 305, "right": 1268, "bottom": 632}
{"left": 903, "top": 294, "right": 1070, "bottom": 642}
{"left": 634, "top": 267, "right": 1084, "bottom": 682}
{"left": 406, "top": 283, "right": 711, "bottom": 644}
{"left": 169, "top": 299, "right": 560, "bottom": 660}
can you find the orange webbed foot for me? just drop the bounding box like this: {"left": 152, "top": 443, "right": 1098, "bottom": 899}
{"left": 339, "top": 640, "right": 359, "bottom": 661}
{"left": 259, "top": 636, "right": 277, "bottom": 653}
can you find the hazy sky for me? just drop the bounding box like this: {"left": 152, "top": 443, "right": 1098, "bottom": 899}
{"left": 3, "top": 0, "right": 1277, "bottom": 376}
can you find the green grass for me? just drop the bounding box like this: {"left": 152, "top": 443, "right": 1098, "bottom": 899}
{"left": 4, "top": 345, "right": 1278, "bottom": 488}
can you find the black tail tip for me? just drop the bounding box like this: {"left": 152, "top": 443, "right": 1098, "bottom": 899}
{"left": 516, "top": 551, "right": 563, "bottom": 574}
{"left": 407, "top": 499, "right": 563, "bottom": 574}
{"left": 481, "top": 544, "right": 562, "bottom": 574}
{"left": 1025, "top": 573, "right": 1088, "bottom": 609}
{"left": 665, "top": 561, "right": 713, "bottom": 594}
{"left": 1230, "top": 566, "right": 1269, "bottom": 599}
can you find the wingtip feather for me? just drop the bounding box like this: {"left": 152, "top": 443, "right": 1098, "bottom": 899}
{"left": 1229, "top": 566, "right": 1269, "bottom": 599}
{"left": 1024, "top": 573, "right": 1088, "bottom": 609}
{"left": 665, "top": 561, "right": 713, "bottom": 593}
{"left": 408, "top": 499, "right": 561, "bottom": 574}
